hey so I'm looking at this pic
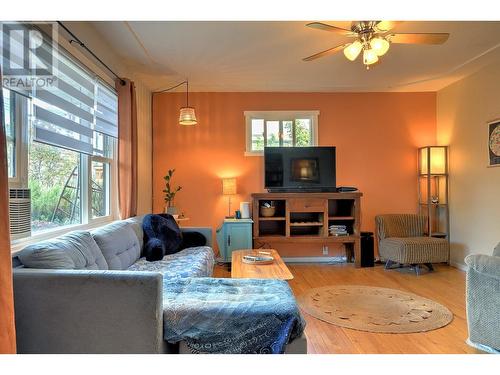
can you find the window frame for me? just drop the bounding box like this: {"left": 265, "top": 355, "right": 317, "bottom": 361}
{"left": 4, "top": 91, "right": 119, "bottom": 249}
{"left": 88, "top": 145, "right": 116, "bottom": 221}
{"left": 244, "top": 110, "right": 319, "bottom": 156}
{"left": 4, "top": 89, "right": 29, "bottom": 188}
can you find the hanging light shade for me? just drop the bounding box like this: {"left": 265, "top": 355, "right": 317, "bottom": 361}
{"left": 156, "top": 79, "right": 198, "bottom": 125}
{"left": 343, "top": 40, "right": 363, "bottom": 61}
{"left": 370, "top": 37, "right": 390, "bottom": 56}
{"left": 179, "top": 80, "right": 197, "bottom": 126}
{"left": 179, "top": 107, "right": 197, "bottom": 125}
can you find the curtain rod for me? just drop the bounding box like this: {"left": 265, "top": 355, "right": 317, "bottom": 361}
{"left": 57, "top": 21, "right": 126, "bottom": 86}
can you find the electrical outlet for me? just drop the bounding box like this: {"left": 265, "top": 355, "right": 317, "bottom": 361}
{"left": 322, "top": 246, "right": 329, "bottom": 255}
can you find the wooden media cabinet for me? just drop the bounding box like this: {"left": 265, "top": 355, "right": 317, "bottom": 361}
{"left": 252, "top": 192, "right": 363, "bottom": 267}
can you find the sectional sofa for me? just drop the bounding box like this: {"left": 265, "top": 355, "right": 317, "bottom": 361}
{"left": 12, "top": 215, "right": 306, "bottom": 354}
{"left": 465, "top": 243, "right": 500, "bottom": 353}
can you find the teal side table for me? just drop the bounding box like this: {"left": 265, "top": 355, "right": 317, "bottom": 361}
{"left": 216, "top": 219, "right": 253, "bottom": 263}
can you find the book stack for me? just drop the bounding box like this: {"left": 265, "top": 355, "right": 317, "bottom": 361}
{"left": 329, "top": 224, "right": 348, "bottom": 236}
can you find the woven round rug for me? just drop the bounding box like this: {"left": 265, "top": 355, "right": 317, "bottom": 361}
{"left": 298, "top": 285, "right": 453, "bottom": 333}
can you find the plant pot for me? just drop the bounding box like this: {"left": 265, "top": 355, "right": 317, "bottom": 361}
{"left": 166, "top": 206, "right": 178, "bottom": 215}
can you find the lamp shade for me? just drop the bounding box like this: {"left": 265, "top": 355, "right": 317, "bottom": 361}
{"left": 419, "top": 146, "right": 448, "bottom": 175}
{"left": 179, "top": 107, "right": 197, "bottom": 126}
{"left": 222, "top": 178, "right": 237, "bottom": 195}
{"left": 363, "top": 48, "right": 379, "bottom": 65}
{"left": 370, "top": 37, "right": 390, "bottom": 56}
{"left": 343, "top": 40, "right": 363, "bottom": 61}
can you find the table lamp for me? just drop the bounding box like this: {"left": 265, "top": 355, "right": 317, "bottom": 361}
{"left": 222, "top": 177, "right": 237, "bottom": 218}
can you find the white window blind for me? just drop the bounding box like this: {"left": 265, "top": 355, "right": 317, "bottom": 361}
{"left": 1, "top": 23, "right": 119, "bottom": 155}
{"left": 33, "top": 51, "right": 119, "bottom": 155}
{"left": 33, "top": 49, "right": 95, "bottom": 154}
{"left": 95, "top": 81, "right": 118, "bottom": 138}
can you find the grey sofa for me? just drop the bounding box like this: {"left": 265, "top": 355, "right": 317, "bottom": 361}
{"left": 465, "top": 243, "right": 500, "bottom": 353}
{"left": 12, "top": 216, "right": 306, "bottom": 354}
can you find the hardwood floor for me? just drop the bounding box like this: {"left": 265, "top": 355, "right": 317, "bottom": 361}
{"left": 213, "top": 262, "right": 479, "bottom": 354}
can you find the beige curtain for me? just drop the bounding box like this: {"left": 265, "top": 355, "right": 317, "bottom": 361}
{"left": 115, "top": 79, "right": 138, "bottom": 219}
{"left": 0, "top": 79, "right": 17, "bottom": 353}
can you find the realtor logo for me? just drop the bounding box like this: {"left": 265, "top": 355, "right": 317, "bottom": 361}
{"left": 1, "top": 21, "right": 58, "bottom": 90}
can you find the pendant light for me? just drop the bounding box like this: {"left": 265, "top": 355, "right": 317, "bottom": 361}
{"left": 155, "top": 80, "right": 197, "bottom": 126}
{"left": 179, "top": 80, "right": 197, "bottom": 126}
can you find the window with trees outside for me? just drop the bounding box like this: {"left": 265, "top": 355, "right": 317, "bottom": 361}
{"left": 244, "top": 111, "right": 319, "bottom": 155}
{"left": 2, "top": 44, "right": 118, "bottom": 242}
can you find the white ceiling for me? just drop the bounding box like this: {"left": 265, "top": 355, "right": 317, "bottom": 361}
{"left": 88, "top": 21, "right": 500, "bottom": 92}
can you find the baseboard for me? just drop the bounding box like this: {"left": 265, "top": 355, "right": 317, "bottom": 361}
{"left": 450, "top": 261, "right": 467, "bottom": 272}
{"left": 282, "top": 256, "right": 346, "bottom": 264}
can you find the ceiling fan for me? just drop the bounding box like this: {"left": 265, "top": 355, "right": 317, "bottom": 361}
{"left": 303, "top": 21, "right": 450, "bottom": 69}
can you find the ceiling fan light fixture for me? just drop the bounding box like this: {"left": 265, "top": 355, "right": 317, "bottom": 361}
{"left": 370, "top": 37, "right": 390, "bottom": 56}
{"left": 343, "top": 40, "right": 363, "bottom": 61}
{"left": 303, "top": 21, "right": 450, "bottom": 69}
{"left": 363, "top": 48, "right": 379, "bottom": 65}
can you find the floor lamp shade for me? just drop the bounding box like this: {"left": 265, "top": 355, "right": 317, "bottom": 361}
{"left": 419, "top": 146, "right": 448, "bottom": 175}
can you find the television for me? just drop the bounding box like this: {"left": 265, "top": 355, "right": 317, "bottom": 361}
{"left": 264, "top": 147, "right": 336, "bottom": 192}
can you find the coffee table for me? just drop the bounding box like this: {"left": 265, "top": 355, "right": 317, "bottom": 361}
{"left": 231, "top": 249, "right": 293, "bottom": 280}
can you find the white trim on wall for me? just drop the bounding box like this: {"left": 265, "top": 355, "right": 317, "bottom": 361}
{"left": 10, "top": 216, "right": 114, "bottom": 254}
{"left": 450, "top": 261, "right": 467, "bottom": 272}
{"left": 282, "top": 256, "right": 345, "bottom": 263}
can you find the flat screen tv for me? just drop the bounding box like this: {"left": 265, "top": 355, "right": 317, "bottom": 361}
{"left": 264, "top": 147, "right": 336, "bottom": 192}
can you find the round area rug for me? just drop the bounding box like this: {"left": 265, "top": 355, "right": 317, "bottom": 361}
{"left": 298, "top": 285, "right": 453, "bottom": 333}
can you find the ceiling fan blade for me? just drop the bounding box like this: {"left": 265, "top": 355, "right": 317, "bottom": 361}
{"left": 306, "top": 22, "right": 353, "bottom": 36}
{"left": 303, "top": 44, "right": 347, "bottom": 62}
{"left": 389, "top": 33, "right": 450, "bottom": 45}
{"left": 374, "top": 21, "right": 402, "bottom": 32}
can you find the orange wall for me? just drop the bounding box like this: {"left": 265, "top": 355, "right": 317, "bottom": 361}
{"left": 153, "top": 92, "right": 436, "bottom": 248}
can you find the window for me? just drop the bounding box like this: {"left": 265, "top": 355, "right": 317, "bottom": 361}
{"left": 29, "top": 142, "right": 82, "bottom": 231}
{"left": 2, "top": 45, "right": 118, "bottom": 240}
{"left": 3, "top": 89, "right": 16, "bottom": 178}
{"left": 244, "top": 111, "right": 319, "bottom": 155}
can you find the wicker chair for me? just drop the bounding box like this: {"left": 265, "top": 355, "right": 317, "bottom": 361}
{"left": 375, "top": 214, "right": 449, "bottom": 275}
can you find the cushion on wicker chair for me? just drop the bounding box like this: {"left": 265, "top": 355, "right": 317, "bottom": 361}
{"left": 379, "top": 237, "right": 449, "bottom": 264}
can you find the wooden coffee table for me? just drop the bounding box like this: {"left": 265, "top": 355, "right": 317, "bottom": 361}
{"left": 231, "top": 249, "right": 293, "bottom": 280}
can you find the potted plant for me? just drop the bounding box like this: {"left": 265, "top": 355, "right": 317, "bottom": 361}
{"left": 163, "top": 169, "right": 182, "bottom": 216}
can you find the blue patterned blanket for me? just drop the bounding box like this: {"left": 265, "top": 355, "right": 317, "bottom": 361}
{"left": 127, "top": 246, "right": 214, "bottom": 280}
{"left": 162, "top": 277, "right": 305, "bottom": 354}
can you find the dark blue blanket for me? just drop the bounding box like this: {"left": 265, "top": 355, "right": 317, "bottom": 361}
{"left": 142, "top": 213, "right": 182, "bottom": 260}
{"left": 162, "top": 278, "right": 305, "bottom": 354}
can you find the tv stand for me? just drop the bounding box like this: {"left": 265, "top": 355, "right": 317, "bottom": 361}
{"left": 252, "top": 192, "right": 363, "bottom": 267}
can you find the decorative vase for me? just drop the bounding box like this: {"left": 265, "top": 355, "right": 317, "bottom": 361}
{"left": 166, "top": 206, "right": 178, "bottom": 215}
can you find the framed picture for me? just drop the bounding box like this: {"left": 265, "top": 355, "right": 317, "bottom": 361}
{"left": 488, "top": 119, "right": 500, "bottom": 167}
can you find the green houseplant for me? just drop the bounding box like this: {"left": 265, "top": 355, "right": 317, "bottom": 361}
{"left": 163, "top": 169, "right": 182, "bottom": 215}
